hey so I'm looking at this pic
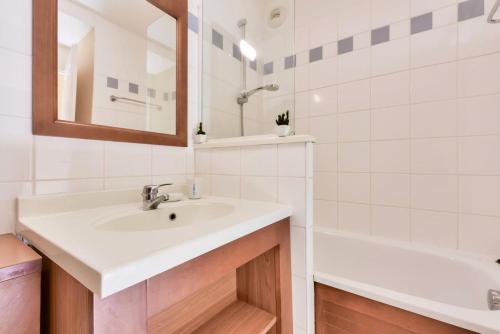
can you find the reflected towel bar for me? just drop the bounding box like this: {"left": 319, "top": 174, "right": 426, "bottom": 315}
{"left": 110, "top": 95, "right": 162, "bottom": 110}
{"left": 488, "top": 0, "right": 500, "bottom": 23}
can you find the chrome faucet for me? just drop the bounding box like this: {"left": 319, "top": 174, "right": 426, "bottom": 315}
{"left": 142, "top": 183, "right": 172, "bottom": 211}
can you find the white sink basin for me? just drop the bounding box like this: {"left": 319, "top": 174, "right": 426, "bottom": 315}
{"left": 95, "top": 202, "right": 234, "bottom": 232}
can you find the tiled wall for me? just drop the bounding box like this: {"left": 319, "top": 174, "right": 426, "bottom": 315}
{"left": 195, "top": 142, "right": 314, "bottom": 334}
{"left": 295, "top": 0, "right": 500, "bottom": 257}
{"left": 0, "top": 0, "right": 201, "bottom": 234}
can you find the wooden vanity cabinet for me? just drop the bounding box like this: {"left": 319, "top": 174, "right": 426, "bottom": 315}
{"left": 41, "top": 218, "right": 292, "bottom": 334}
{"left": 0, "top": 234, "right": 42, "bottom": 334}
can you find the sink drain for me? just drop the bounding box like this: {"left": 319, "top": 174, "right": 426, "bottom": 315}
{"left": 169, "top": 213, "right": 177, "bottom": 221}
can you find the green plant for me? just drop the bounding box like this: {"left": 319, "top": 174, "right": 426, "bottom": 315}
{"left": 196, "top": 122, "right": 206, "bottom": 135}
{"left": 275, "top": 110, "right": 290, "bottom": 126}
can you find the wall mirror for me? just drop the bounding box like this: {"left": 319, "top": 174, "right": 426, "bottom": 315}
{"left": 33, "top": 0, "right": 188, "bottom": 146}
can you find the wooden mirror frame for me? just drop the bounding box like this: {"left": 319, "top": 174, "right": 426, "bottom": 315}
{"left": 33, "top": 0, "right": 188, "bottom": 147}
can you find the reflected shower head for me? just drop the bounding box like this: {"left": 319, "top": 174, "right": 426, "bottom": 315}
{"left": 237, "top": 84, "right": 280, "bottom": 105}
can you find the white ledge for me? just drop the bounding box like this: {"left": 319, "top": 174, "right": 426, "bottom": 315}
{"left": 194, "top": 134, "right": 315, "bottom": 149}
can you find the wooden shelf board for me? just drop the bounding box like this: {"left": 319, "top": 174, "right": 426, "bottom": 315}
{"left": 193, "top": 300, "right": 276, "bottom": 334}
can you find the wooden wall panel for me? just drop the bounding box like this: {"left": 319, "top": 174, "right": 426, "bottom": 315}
{"left": 315, "top": 283, "right": 477, "bottom": 334}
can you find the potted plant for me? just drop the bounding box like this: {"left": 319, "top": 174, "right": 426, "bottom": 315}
{"left": 274, "top": 110, "right": 291, "bottom": 137}
{"left": 194, "top": 122, "right": 207, "bottom": 144}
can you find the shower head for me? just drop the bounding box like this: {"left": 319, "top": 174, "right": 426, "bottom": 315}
{"left": 237, "top": 84, "right": 280, "bottom": 105}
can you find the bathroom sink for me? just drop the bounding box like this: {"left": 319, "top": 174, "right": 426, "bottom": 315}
{"left": 17, "top": 191, "right": 292, "bottom": 297}
{"left": 95, "top": 202, "right": 235, "bottom": 232}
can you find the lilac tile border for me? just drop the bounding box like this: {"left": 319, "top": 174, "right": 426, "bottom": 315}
{"left": 371, "top": 26, "right": 390, "bottom": 45}
{"left": 309, "top": 46, "right": 323, "bottom": 62}
{"left": 411, "top": 12, "right": 433, "bottom": 34}
{"left": 338, "top": 37, "right": 354, "bottom": 55}
{"left": 106, "top": 77, "right": 118, "bottom": 89}
{"left": 129, "top": 83, "right": 139, "bottom": 94}
{"left": 188, "top": 12, "right": 199, "bottom": 33}
{"left": 263, "top": 62, "right": 274, "bottom": 75}
{"left": 212, "top": 29, "right": 223, "bottom": 50}
{"left": 285, "top": 55, "right": 296, "bottom": 69}
{"left": 458, "top": 0, "right": 484, "bottom": 21}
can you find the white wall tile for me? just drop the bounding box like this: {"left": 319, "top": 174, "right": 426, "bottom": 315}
{"left": 411, "top": 100, "right": 457, "bottom": 138}
{"left": 211, "top": 174, "right": 241, "bottom": 198}
{"left": 459, "top": 176, "right": 500, "bottom": 216}
{"left": 338, "top": 202, "right": 370, "bottom": 234}
{"left": 36, "top": 136, "right": 105, "bottom": 180}
{"left": 372, "top": 206, "right": 410, "bottom": 241}
{"left": 314, "top": 199, "right": 338, "bottom": 229}
{"left": 371, "top": 0, "right": 410, "bottom": 28}
{"left": 459, "top": 136, "right": 500, "bottom": 175}
{"left": 371, "top": 140, "right": 410, "bottom": 173}
{"left": 241, "top": 145, "right": 277, "bottom": 176}
{"left": 290, "top": 226, "right": 306, "bottom": 277}
{"left": 278, "top": 143, "right": 306, "bottom": 177}
{"left": 411, "top": 0, "right": 457, "bottom": 16}
{"left": 195, "top": 149, "right": 211, "bottom": 174}
{"left": 338, "top": 80, "right": 370, "bottom": 113}
{"left": 459, "top": 214, "right": 500, "bottom": 256}
{"left": 314, "top": 144, "right": 337, "bottom": 172}
{"left": 279, "top": 177, "right": 307, "bottom": 226}
{"left": 458, "top": 53, "right": 500, "bottom": 98}
{"left": 104, "top": 142, "right": 150, "bottom": 177}
{"left": 372, "top": 173, "right": 410, "bottom": 207}
{"left": 338, "top": 142, "right": 370, "bottom": 172}
{"left": 337, "top": 0, "right": 370, "bottom": 38}
{"left": 458, "top": 94, "right": 500, "bottom": 136}
{"left": 309, "top": 115, "right": 337, "bottom": 143}
{"left": 0, "top": 182, "right": 32, "bottom": 234}
{"left": 338, "top": 48, "right": 371, "bottom": 83}
{"left": 338, "top": 110, "right": 370, "bottom": 142}
{"left": 339, "top": 173, "right": 370, "bottom": 203}
{"left": 241, "top": 176, "right": 277, "bottom": 202}
{"left": 411, "top": 138, "right": 457, "bottom": 174}
{"left": 309, "top": 57, "right": 337, "bottom": 89}
{"left": 371, "top": 38, "right": 410, "bottom": 76}
{"left": 211, "top": 147, "right": 241, "bottom": 175}
{"left": 371, "top": 72, "right": 410, "bottom": 109}
{"left": 371, "top": 105, "right": 410, "bottom": 140}
{"left": 152, "top": 146, "right": 187, "bottom": 175}
{"left": 314, "top": 172, "right": 337, "bottom": 201}
{"left": 0, "top": 0, "right": 32, "bottom": 55}
{"left": 410, "top": 25, "right": 457, "bottom": 68}
{"left": 411, "top": 62, "right": 457, "bottom": 103}
{"left": 411, "top": 175, "right": 458, "bottom": 212}
{"left": 309, "top": 85, "right": 338, "bottom": 116}
{"left": 458, "top": 15, "right": 500, "bottom": 59}
{"left": 36, "top": 179, "right": 104, "bottom": 195}
{"left": 411, "top": 209, "right": 458, "bottom": 249}
{"left": 0, "top": 116, "right": 32, "bottom": 182}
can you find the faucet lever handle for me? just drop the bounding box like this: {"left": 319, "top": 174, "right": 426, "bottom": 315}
{"left": 142, "top": 183, "right": 173, "bottom": 197}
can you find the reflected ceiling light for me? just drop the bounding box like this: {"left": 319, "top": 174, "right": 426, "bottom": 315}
{"left": 313, "top": 94, "right": 321, "bottom": 103}
{"left": 239, "top": 39, "right": 257, "bottom": 61}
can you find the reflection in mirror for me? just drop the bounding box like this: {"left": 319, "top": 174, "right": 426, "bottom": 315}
{"left": 57, "top": 0, "right": 177, "bottom": 135}
{"left": 202, "top": 0, "right": 295, "bottom": 139}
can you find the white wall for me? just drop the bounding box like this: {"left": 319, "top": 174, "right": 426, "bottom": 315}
{"left": 295, "top": 0, "right": 500, "bottom": 257}
{"left": 0, "top": 0, "right": 201, "bottom": 234}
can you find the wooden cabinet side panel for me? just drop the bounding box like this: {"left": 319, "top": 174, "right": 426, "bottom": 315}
{"left": 41, "top": 258, "right": 93, "bottom": 334}
{"left": 314, "top": 283, "right": 477, "bottom": 334}
{"left": 0, "top": 273, "right": 41, "bottom": 334}
{"left": 93, "top": 281, "right": 147, "bottom": 334}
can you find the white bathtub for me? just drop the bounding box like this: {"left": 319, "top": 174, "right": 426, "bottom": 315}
{"left": 314, "top": 228, "right": 500, "bottom": 333}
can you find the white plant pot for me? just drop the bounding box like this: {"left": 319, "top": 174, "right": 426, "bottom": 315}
{"left": 194, "top": 134, "right": 207, "bottom": 144}
{"left": 275, "top": 125, "right": 291, "bottom": 137}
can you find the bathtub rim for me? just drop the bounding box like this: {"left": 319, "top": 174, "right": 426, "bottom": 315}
{"left": 314, "top": 227, "right": 500, "bottom": 334}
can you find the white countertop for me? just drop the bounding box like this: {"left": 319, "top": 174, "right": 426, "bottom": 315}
{"left": 194, "top": 134, "right": 315, "bottom": 149}
{"left": 17, "top": 191, "right": 291, "bottom": 297}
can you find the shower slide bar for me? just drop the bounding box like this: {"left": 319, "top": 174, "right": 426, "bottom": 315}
{"left": 488, "top": 0, "right": 500, "bottom": 23}
{"left": 110, "top": 95, "right": 162, "bottom": 110}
